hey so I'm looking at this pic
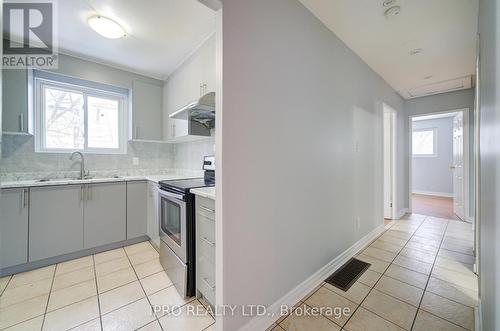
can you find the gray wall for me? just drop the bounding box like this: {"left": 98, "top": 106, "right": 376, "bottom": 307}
{"left": 405, "top": 89, "right": 475, "bottom": 116}
{"left": 412, "top": 117, "right": 453, "bottom": 195}
{"left": 478, "top": 0, "right": 500, "bottom": 329}
{"left": 403, "top": 89, "right": 475, "bottom": 217}
{"left": 55, "top": 53, "right": 162, "bottom": 89}
{"left": 220, "top": 0, "right": 403, "bottom": 329}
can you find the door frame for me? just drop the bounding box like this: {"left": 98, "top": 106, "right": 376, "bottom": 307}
{"left": 383, "top": 104, "right": 397, "bottom": 220}
{"left": 408, "top": 108, "right": 470, "bottom": 221}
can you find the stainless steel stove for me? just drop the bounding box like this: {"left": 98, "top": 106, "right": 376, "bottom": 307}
{"left": 158, "top": 156, "right": 215, "bottom": 298}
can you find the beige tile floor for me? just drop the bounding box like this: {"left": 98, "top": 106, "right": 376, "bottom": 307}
{"left": 0, "top": 215, "right": 477, "bottom": 331}
{"left": 0, "top": 241, "right": 215, "bottom": 331}
{"left": 268, "top": 214, "right": 478, "bottom": 331}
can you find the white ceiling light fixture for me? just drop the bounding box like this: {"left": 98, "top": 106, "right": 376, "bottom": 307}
{"left": 87, "top": 15, "right": 126, "bottom": 39}
{"left": 384, "top": 5, "right": 401, "bottom": 19}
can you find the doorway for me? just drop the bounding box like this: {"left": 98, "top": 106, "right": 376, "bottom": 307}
{"left": 409, "top": 109, "right": 470, "bottom": 221}
{"left": 383, "top": 104, "right": 397, "bottom": 221}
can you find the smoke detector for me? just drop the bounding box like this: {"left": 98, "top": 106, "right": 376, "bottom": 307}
{"left": 409, "top": 48, "right": 423, "bottom": 55}
{"left": 382, "top": 0, "right": 397, "bottom": 7}
{"left": 384, "top": 6, "right": 401, "bottom": 19}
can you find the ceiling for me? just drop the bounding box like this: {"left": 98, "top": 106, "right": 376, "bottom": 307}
{"left": 54, "top": 0, "right": 216, "bottom": 80}
{"left": 298, "top": 0, "right": 479, "bottom": 99}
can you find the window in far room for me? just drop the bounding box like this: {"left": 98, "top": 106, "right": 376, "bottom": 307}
{"left": 412, "top": 128, "right": 437, "bottom": 156}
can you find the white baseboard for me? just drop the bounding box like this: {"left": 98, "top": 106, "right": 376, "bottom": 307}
{"left": 238, "top": 224, "right": 386, "bottom": 331}
{"left": 396, "top": 208, "right": 410, "bottom": 219}
{"left": 475, "top": 298, "right": 482, "bottom": 331}
{"left": 412, "top": 190, "right": 454, "bottom": 198}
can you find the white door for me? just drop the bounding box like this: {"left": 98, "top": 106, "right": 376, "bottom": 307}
{"left": 452, "top": 113, "right": 465, "bottom": 220}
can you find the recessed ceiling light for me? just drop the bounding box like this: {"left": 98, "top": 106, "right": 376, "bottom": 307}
{"left": 87, "top": 15, "right": 126, "bottom": 39}
{"left": 384, "top": 5, "right": 401, "bottom": 19}
{"left": 409, "top": 48, "right": 423, "bottom": 55}
{"left": 382, "top": 0, "right": 396, "bottom": 7}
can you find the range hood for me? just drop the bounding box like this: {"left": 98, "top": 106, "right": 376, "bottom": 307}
{"left": 169, "top": 92, "right": 215, "bottom": 128}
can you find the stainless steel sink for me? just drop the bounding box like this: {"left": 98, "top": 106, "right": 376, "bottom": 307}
{"left": 35, "top": 177, "right": 93, "bottom": 183}
{"left": 34, "top": 176, "right": 125, "bottom": 183}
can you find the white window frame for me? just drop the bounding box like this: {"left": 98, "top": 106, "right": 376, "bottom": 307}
{"left": 34, "top": 72, "right": 128, "bottom": 154}
{"left": 412, "top": 127, "right": 437, "bottom": 157}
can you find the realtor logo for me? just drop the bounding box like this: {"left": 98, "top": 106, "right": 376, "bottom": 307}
{"left": 2, "top": 1, "right": 58, "bottom": 68}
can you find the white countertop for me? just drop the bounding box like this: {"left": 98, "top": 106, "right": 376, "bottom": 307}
{"left": 191, "top": 187, "right": 215, "bottom": 200}
{"left": 0, "top": 174, "right": 199, "bottom": 189}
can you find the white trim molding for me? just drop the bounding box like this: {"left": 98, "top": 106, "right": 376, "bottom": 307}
{"left": 475, "top": 299, "right": 482, "bottom": 331}
{"left": 412, "top": 190, "right": 454, "bottom": 198}
{"left": 397, "top": 208, "right": 410, "bottom": 219}
{"left": 238, "top": 223, "right": 386, "bottom": 331}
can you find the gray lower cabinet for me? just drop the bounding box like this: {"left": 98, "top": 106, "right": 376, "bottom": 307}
{"left": 5, "top": 180, "right": 146, "bottom": 269}
{"left": 0, "top": 188, "right": 29, "bottom": 268}
{"left": 147, "top": 182, "right": 160, "bottom": 248}
{"left": 84, "top": 183, "right": 126, "bottom": 248}
{"left": 196, "top": 195, "right": 216, "bottom": 306}
{"left": 126, "top": 181, "right": 147, "bottom": 239}
{"left": 29, "top": 185, "right": 84, "bottom": 262}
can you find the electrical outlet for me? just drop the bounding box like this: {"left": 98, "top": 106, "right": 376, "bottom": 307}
{"left": 356, "top": 217, "right": 361, "bottom": 229}
{"left": 132, "top": 157, "right": 139, "bottom": 166}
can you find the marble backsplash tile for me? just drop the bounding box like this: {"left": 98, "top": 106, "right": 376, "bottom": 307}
{"left": 0, "top": 134, "right": 215, "bottom": 182}
{"left": 0, "top": 135, "right": 175, "bottom": 181}
{"left": 173, "top": 136, "right": 215, "bottom": 172}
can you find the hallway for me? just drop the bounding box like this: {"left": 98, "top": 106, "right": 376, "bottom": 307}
{"left": 268, "top": 214, "right": 477, "bottom": 331}
{"left": 412, "top": 194, "right": 462, "bottom": 221}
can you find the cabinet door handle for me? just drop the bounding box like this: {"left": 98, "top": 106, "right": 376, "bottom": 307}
{"left": 200, "top": 83, "right": 203, "bottom": 97}
{"left": 202, "top": 277, "right": 215, "bottom": 290}
{"left": 22, "top": 189, "right": 28, "bottom": 208}
{"left": 201, "top": 236, "right": 215, "bottom": 247}
{"left": 79, "top": 186, "right": 83, "bottom": 203}
{"left": 135, "top": 126, "right": 140, "bottom": 139}
{"left": 200, "top": 205, "right": 215, "bottom": 213}
{"left": 19, "top": 113, "right": 24, "bottom": 132}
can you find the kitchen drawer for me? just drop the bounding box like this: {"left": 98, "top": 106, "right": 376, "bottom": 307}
{"left": 196, "top": 196, "right": 215, "bottom": 220}
{"left": 197, "top": 214, "right": 215, "bottom": 263}
{"left": 197, "top": 255, "right": 215, "bottom": 305}
{"left": 197, "top": 213, "right": 215, "bottom": 241}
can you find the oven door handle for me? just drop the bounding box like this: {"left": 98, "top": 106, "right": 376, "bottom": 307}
{"left": 159, "top": 190, "right": 185, "bottom": 201}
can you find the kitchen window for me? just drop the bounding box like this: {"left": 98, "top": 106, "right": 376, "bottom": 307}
{"left": 412, "top": 128, "right": 437, "bottom": 157}
{"left": 34, "top": 70, "right": 129, "bottom": 154}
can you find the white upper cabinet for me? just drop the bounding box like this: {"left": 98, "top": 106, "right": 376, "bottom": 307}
{"left": 163, "top": 35, "right": 216, "bottom": 141}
